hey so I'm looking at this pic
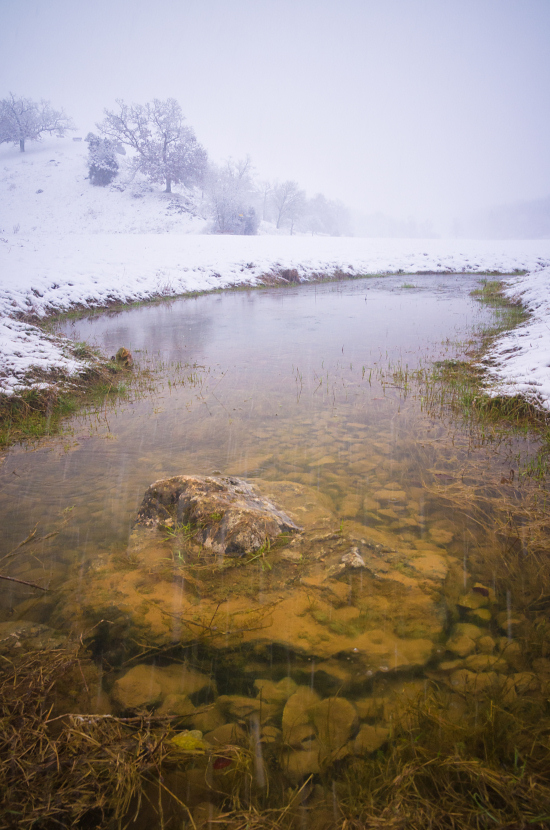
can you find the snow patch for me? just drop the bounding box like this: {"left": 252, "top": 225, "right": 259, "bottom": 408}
{"left": 483, "top": 268, "right": 550, "bottom": 410}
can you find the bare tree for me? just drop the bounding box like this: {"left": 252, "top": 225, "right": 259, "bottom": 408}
{"left": 98, "top": 98, "right": 207, "bottom": 193}
{"left": 259, "top": 179, "right": 273, "bottom": 221}
{"left": 271, "top": 180, "right": 306, "bottom": 232}
{"left": 0, "top": 93, "right": 73, "bottom": 152}
{"left": 207, "top": 156, "right": 258, "bottom": 234}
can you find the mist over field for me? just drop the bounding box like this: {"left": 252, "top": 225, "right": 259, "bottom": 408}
{"left": 1, "top": 0, "right": 549, "bottom": 238}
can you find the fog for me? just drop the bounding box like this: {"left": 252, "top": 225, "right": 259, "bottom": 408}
{"left": 2, "top": 0, "right": 550, "bottom": 236}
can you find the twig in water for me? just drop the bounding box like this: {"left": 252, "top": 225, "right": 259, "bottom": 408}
{"left": 0, "top": 573, "right": 47, "bottom": 591}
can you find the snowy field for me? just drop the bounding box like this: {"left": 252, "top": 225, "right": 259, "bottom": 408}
{"left": 1, "top": 137, "right": 550, "bottom": 408}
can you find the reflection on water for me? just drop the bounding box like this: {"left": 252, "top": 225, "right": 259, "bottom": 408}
{"left": 1, "top": 275, "right": 546, "bottom": 823}
{"left": 0, "top": 276, "right": 488, "bottom": 557}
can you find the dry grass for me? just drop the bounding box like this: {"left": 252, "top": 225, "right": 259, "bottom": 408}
{"left": 1, "top": 648, "right": 136, "bottom": 828}
{"left": 335, "top": 682, "right": 550, "bottom": 830}
{"left": 0, "top": 645, "right": 194, "bottom": 829}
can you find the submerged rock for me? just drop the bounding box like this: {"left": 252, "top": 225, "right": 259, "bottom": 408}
{"left": 111, "top": 664, "right": 163, "bottom": 710}
{"left": 352, "top": 723, "right": 390, "bottom": 754}
{"left": 191, "top": 704, "right": 226, "bottom": 734}
{"left": 341, "top": 547, "right": 366, "bottom": 569}
{"left": 282, "top": 746, "right": 321, "bottom": 782}
{"left": 254, "top": 677, "right": 297, "bottom": 704}
{"left": 446, "top": 633, "right": 476, "bottom": 658}
{"left": 54, "top": 478, "right": 449, "bottom": 682}
{"left": 448, "top": 669, "right": 499, "bottom": 694}
{"left": 203, "top": 722, "right": 247, "bottom": 746}
{"left": 282, "top": 687, "right": 320, "bottom": 746}
{"left": 157, "top": 694, "right": 196, "bottom": 717}
{"left": 310, "top": 697, "right": 358, "bottom": 756}
{"left": 137, "top": 474, "right": 301, "bottom": 557}
{"left": 111, "top": 663, "right": 215, "bottom": 712}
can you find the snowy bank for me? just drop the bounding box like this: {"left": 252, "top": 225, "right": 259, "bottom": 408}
{"left": 483, "top": 268, "right": 550, "bottom": 411}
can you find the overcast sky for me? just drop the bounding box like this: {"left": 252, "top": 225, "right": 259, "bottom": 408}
{"left": 1, "top": 0, "right": 549, "bottom": 229}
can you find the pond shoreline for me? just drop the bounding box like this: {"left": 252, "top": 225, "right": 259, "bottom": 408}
{"left": 2, "top": 232, "right": 549, "bottom": 399}
{"left": 0, "top": 268, "right": 543, "bottom": 451}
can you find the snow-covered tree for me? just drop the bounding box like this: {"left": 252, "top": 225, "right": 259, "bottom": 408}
{"left": 271, "top": 180, "right": 306, "bottom": 232}
{"left": 97, "top": 98, "right": 207, "bottom": 193}
{"left": 85, "top": 132, "right": 119, "bottom": 186}
{"left": 0, "top": 93, "right": 73, "bottom": 152}
{"left": 207, "top": 156, "right": 259, "bottom": 234}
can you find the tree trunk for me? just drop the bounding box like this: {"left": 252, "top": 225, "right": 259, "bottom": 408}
{"left": 165, "top": 177, "right": 172, "bottom": 193}
{"left": 19, "top": 138, "right": 25, "bottom": 152}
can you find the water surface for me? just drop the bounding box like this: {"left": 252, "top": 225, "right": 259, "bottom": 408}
{"left": 0, "top": 275, "right": 488, "bottom": 567}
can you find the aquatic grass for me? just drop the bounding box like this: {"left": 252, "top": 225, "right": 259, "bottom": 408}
{"left": 471, "top": 278, "right": 529, "bottom": 335}
{"left": 8, "top": 452, "right": 550, "bottom": 828}
{"left": 423, "top": 359, "right": 544, "bottom": 426}
{"left": 391, "top": 279, "right": 550, "bottom": 479}
{"left": 5, "top": 637, "right": 550, "bottom": 830}
{"left": 0, "top": 505, "right": 75, "bottom": 592}
{"left": 0, "top": 644, "right": 157, "bottom": 829}
{"left": 0, "top": 346, "right": 202, "bottom": 450}
{"left": 0, "top": 644, "right": 282, "bottom": 830}
{"left": 0, "top": 325, "right": 156, "bottom": 451}
{"left": 471, "top": 278, "right": 511, "bottom": 305}
{"left": 336, "top": 684, "right": 550, "bottom": 830}
{"left": 5, "top": 648, "right": 550, "bottom": 830}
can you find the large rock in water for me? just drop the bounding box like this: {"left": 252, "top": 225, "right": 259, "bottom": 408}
{"left": 52, "top": 477, "right": 450, "bottom": 685}
{"left": 137, "top": 475, "right": 301, "bottom": 557}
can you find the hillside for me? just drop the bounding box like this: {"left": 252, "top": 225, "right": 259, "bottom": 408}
{"left": 0, "top": 135, "right": 207, "bottom": 236}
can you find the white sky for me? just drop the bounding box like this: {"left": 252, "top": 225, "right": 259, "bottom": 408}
{"left": 1, "top": 0, "right": 550, "bottom": 227}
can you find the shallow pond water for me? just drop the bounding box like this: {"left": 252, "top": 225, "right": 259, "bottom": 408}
{"left": 1, "top": 274, "right": 547, "bottom": 824}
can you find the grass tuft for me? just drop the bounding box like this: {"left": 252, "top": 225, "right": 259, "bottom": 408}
{"left": 0, "top": 362, "right": 132, "bottom": 449}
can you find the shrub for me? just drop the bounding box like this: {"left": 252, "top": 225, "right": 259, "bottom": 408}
{"left": 85, "top": 132, "right": 119, "bottom": 186}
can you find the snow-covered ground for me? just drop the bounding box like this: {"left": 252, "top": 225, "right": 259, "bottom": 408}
{"left": 484, "top": 268, "right": 550, "bottom": 409}
{"left": 1, "top": 137, "right": 550, "bottom": 407}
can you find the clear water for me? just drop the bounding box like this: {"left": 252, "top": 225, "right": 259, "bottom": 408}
{"left": 0, "top": 275, "right": 490, "bottom": 589}
{"left": 2, "top": 274, "right": 538, "bottom": 820}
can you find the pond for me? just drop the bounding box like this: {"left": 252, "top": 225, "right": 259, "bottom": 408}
{"left": 2, "top": 274, "right": 548, "bottom": 827}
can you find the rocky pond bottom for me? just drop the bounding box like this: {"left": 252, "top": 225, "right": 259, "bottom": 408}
{"left": 2, "top": 277, "right": 550, "bottom": 826}
{"left": 6, "top": 458, "right": 543, "bottom": 826}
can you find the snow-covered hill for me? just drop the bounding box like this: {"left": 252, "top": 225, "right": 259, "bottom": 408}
{"left": 0, "top": 135, "right": 207, "bottom": 236}
{"left": 1, "top": 135, "right": 550, "bottom": 408}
